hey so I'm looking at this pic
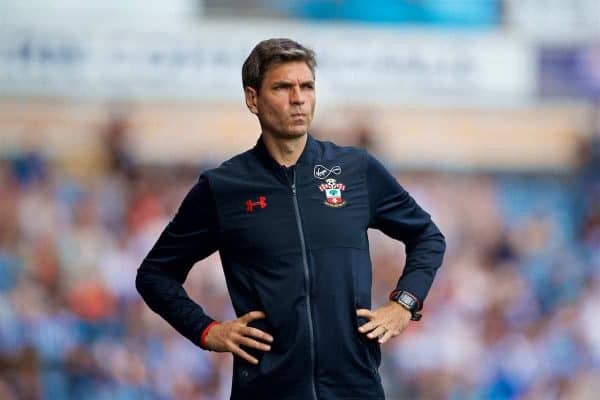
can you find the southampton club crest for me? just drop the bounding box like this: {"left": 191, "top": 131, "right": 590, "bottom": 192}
{"left": 319, "top": 178, "right": 346, "bottom": 208}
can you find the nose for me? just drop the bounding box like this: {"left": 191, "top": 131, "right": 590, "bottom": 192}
{"left": 290, "top": 84, "right": 305, "bottom": 105}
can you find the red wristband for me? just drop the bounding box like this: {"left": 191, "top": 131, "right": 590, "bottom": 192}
{"left": 200, "top": 321, "right": 221, "bottom": 349}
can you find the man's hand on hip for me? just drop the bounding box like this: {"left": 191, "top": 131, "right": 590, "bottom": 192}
{"left": 356, "top": 302, "right": 412, "bottom": 344}
{"left": 203, "top": 311, "right": 273, "bottom": 364}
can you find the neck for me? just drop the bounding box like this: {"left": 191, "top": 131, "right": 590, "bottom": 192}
{"left": 261, "top": 132, "right": 308, "bottom": 167}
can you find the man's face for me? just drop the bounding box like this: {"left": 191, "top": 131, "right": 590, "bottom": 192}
{"left": 245, "top": 61, "right": 316, "bottom": 139}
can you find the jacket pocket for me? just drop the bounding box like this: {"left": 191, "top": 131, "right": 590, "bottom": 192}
{"left": 234, "top": 355, "right": 262, "bottom": 387}
{"left": 365, "top": 336, "right": 382, "bottom": 372}
{"left": 354, "top": 297, "right": 382, "bottom": 375}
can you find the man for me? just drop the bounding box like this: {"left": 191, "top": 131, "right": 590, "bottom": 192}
{"left": 136, "top": 38, "right": 446, "bottom": 400}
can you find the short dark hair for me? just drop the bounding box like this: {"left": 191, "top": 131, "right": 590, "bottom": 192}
{"left": 242, "top": 38, "right": 316, "bottom": 92}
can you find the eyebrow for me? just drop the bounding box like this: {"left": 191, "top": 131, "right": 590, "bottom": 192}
{"left": 271, "top": 79, "right": 315, "bottom": 87}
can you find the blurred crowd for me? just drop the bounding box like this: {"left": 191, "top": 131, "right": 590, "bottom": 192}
{"left": 0, "top": 122, "right": 598, "bottom": 400}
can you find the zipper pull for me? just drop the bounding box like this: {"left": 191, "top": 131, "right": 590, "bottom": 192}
{"left": 291, "top": 168, "right": 297, "bottom": 195}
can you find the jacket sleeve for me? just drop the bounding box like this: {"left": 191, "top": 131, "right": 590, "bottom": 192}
{"left": 135, "top": 173, "right": 220, "bottom": 347}
{"left": 366, "top": 152, "right": 446, "bottom": 310}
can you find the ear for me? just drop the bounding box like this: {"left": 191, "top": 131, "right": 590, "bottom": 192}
{"left": 244, "top": 87, "right": 259, "bottom": 115}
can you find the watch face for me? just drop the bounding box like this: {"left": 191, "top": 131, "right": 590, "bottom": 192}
{"left": 399, "top": 292, "right": 416, "bottom": 308}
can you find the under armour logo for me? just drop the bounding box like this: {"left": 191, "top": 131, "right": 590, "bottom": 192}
{"left": 245, "top": 196, "right": 267, "bottom": 213}
{"left": 314, "top": 164, "right": 341, "bottom": 180}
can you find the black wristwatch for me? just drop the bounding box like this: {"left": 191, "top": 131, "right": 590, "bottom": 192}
{"left": 389, "top": 290, "right": 422, "bottom": 321}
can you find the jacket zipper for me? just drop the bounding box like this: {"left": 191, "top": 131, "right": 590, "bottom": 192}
{"left": 289, "top": 167, "right": 318, "bottom": 400}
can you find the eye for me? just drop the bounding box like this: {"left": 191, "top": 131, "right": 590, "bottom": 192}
{"left": 274, "top": 84, "right": 291, "bottom": 92}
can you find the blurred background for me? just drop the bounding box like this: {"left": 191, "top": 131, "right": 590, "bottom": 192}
{"left": 0, "top": 1, "right": 599, "bottom": 399}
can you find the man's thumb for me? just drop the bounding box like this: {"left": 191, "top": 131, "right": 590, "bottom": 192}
{"left": 239, "top": 310, "right": 266, "bottom": 324}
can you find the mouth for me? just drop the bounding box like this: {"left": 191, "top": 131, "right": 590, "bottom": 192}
{"left": 290, "top": 114, "right": 306, "bottom": 125}
{"left": 291, "top": 113, "right": 307, "bottom": 122}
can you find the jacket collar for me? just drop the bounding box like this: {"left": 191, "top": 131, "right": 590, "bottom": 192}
{"left": 253, "top": 133, "right": 318, "bottom": 170}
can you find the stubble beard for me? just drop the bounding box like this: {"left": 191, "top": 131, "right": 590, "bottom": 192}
{"left": 262, "top": 117, "right": 311, "bottom": 141}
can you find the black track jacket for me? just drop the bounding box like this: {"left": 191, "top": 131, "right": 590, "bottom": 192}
{"left": 136, "top": 134, "right": 446, "bottom": 400}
